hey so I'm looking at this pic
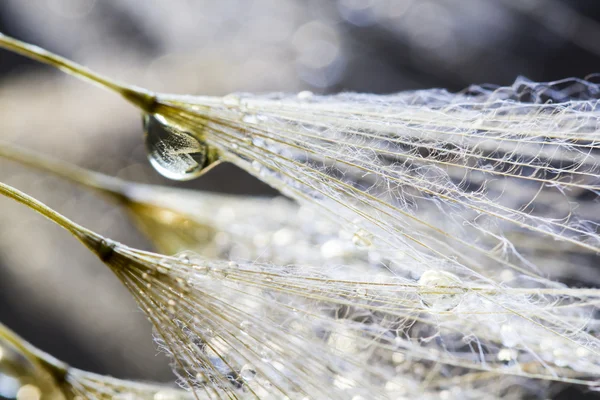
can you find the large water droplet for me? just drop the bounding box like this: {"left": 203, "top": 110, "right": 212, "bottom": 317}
{"left": 240, "top": 364, "right": 257, "bottom": 381}
{"left": 144, "top": 114, "right": 217, "bottom": 181}
{"left": 417, "top": 270, "right": 463, "bottom": 312}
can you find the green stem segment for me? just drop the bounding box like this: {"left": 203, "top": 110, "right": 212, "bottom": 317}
{"left": 0, "top": 32, "right": 157, "bottom": 112}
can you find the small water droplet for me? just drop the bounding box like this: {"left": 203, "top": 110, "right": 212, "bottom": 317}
{"left": 259, "top": 347, "right": 274, "bottom": 362}
{"left": 240, "top": 364, "right": 257, "bottom": 381}
{"left": 355, "top": 286, "right": 368, "bottom": 296}
{"left": 252, "top": 136, "right": 265, "bottom": 147}
{"left": 297, "top": 91, "right": 314, "bottom": 100}
{"left": 497, "top": 348, "right": 518, "bottom": 363}
{"left": 352, "top": 229, "right": 372, "bottom": 249}
{"left": 500, "top": 324, "right": 520, "bottom": 348}
{"left": 144, "top": 114, "right": 217, "bottom": 181}
{"left": 209, "top": 268, "right": 228, "bottom": 279}
{"left": 193, "top": 265, "right": 209, "bottom": 275}
{"left": 417, "top": 270, "right": 463, "bottom": 312}
{"left": 251, "top": 160, "right": 262, "bottom": 171}
{"left": 239, "top": 320, "right": 252, "bottom": 334}
{"left": 223, "top": 94, "right": 241, "bottom": 107}
{"left": 242, "top": 114, "right": 259, "bottom": 124}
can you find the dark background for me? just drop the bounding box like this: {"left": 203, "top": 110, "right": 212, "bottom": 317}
{"left": 0, "top": 1, "right": 599, "bottom": 398}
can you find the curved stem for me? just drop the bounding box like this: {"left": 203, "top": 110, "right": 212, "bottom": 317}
{"left": 0, "top": 181, "right": 84, "bottom": 235}
{"left": 0, "top": 322, "right": 69, "bottom": 382}
{"left": 0, "top": 33, "right": 156, "bottom": 112}
{"left": 0, "top": 142, "right": 131, "bottom": 202}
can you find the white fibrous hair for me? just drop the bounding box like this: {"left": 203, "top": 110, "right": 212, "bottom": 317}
{"left": 136, "top": 77, "right": 600, "bottom": 396}
{"left": 2, "top": 31, "right": 600, "bottom": 398}
{"left": 81, "top": 235, "right": 599, "bottom": 399}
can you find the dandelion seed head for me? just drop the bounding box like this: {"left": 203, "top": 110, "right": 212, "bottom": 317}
{"left": 2, "top": 29, "right": 600, "bottom": 396}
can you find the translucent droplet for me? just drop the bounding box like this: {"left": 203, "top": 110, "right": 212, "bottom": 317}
{"left": 242, "top": 114, "right": 259, "bottom": 124}
{"left": 240, "top": 364, "right": 257, "bottom": 381}
{"left": 352, "top": 229, "right": 372, "bottom": 249}
{"left": 297, "top": 90, "right": 314, "bottom": 100}
{"left": 259, "top": 346, "right": 274, "bottom": 362}
{"left": 239, "top": 320, "right": 252, "bottom": 334}
{"left": 16, "top": 384, "right": 41, "bottom": 400}
{"left": 223, "top": 94, "right": 241, "bottom": 107}
{"left": 417, "top": 270, "right": 463, "bottom": 312}
{"left": 251, "top": 160, "right": 262, "bottom": 171}
{"left": 209, "top": 268, "right": 228, "bottom": 280}
{"left": 144, "top": 114, "right": 217, "bottom": 181}
{"left": 500, "top": 324, "right": 520, "bottom": 348}
{"left": 497, "top": 348, "right": 517, "bottom": 363}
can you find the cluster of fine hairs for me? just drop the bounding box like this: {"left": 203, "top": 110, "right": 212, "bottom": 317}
{"left": 0, "top": 33, "right": 599, "bottom": 399}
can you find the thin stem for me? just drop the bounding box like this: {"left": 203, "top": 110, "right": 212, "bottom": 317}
{"left": 0, "top": 32, "right": 157, "bottom": 112}
{"left": 0, "top": 142, "right": 130, "bottom": 202}
{"left": 0, "top": 181, "right": 84, "bottom": 235}
{"left": 0, "top": 322, "right": 69, "bottom": 382}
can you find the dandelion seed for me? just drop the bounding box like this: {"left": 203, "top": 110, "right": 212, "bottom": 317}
{"left": 1, "top": 182, "right": 600, "bottom": 398}
{"left": 2, "top": 34, "right": 600, "bottom": 398}
{"left": 0, "top": 322, "right": 192, "bottom": 399}
{"left": 3, "top": 33, "right": 599, "bottom": 287}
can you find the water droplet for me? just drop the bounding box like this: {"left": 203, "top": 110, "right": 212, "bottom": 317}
{"left": 500, "top": 324, "right": 520, "bottom": 348}
{"left": 223, "top": 94, "right": 241, "bottom": 107}
{"left": 144, "top": 114, "right": 217, "bottom": 181}
{"left": 352, "top": 229, "right": 372, "bottom": 249}
{"left": 240, "top": 364, "right": 257, "bottom": 381}
{"left": 252, "top": 136, "right": 265, "bottom": 147}
{"left": 251, "top": 160, "right": 262, "bottom": 171}
{"left": 259, "top": 347, "right": 274, "bottom": 362}
{"left": 297, "top": 91, "right": 314, "bottom": 100}
{"left": 239, "top": 320, "right": 252, "bottom": 334}
{"left": 497, "top": 348, "right": 518, "bottom": 363}
{"left": 193, "top": 264, "right": 209, "bottom": 275}
{"left": 209, "top": 268, "right": 228, "bottom": 279}
{"left": 242, "top": 114, "right": 259, "bottom": 124}
{"left": 355, "top": 286, "right": 368, "bottom": 296}
{"left": 417, "top": 270, "right": 463, "bottom": 312}
{"left": 17, "top": 384, "right": 41, "bottom": 400}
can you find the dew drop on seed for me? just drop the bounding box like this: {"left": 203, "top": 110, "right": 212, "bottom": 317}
{"left": 209, "top": 268, "right": 228, "bottom": 279}
{"left": 144, "top": 114, "right": 216, "bottom": 181}
{"left": 352, "top": 229, "right": 372, "bottom": 249}
{"left": 223, "top": 94, "right": 241, "bottom": 107}
{"left": 242, "top": 114, "right": 259, "bottom": 124}
{"left": 240, "top": 364, "right": 257, "bottom": 381}
{"left": 417, "top": 270, "right": 463, "bottom": 312}
{"left": 297, "top": 90, "right": 314, "bottom": 100}
{"left": 239, "top": 320, "right": 252, "bottom": 334}
{"left": 500, "top": 324, "right": 520, "bottom": 348}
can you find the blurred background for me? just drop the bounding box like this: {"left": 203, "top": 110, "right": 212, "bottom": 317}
{"left": 0, "top": 0, "right": 599, "bottom": 396}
